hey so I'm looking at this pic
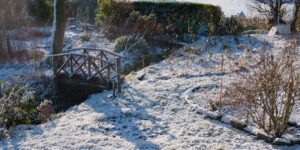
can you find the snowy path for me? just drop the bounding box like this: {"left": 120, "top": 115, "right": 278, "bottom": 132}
{"left": 0, "top": 77, "right": 286, "bottom": 149}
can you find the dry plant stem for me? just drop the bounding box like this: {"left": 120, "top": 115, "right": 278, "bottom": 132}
{"left": 218, "top": 54, "right": 225, "bottom": 112}
{"left": 226, "top": 41, "right": 299, "bottom": 137}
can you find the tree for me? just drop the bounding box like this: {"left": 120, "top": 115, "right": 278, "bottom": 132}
{"left": 252, "top": 0, "right": 290, "bottom": 25}
{"left": 51, "top": 0, "right": 67, "bottom": 74}
{"left": 291, "top": 0, "right": 300, "bottom": 32}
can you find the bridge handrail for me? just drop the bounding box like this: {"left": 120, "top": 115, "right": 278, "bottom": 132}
{"left": 47, "top": 53, "right": 115, "bottom": 65}
{"left": 48, "top": 49, "right": 123, "bottom": 94}
{"left": 63, "top": 48, "right": 125, "bottom": 58}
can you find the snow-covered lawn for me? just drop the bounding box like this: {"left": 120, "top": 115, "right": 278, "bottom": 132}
{"left": 1, "top": 33, "right": 300, "bottom": 149}
{"left": 0, "top": 64, "right": 34, "bottom": 82}
{"left": 0, "top": 24, "right": 112, "bottom": 83}
{"left": 0, "top": 76, "right": 294, "bottom": 149}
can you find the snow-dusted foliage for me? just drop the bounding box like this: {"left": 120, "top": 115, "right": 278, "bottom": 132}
{"left": 0, "top": 82, "right": 38, "bottom": 128}
{"left": 114, "top": 35, "right": 157, "bottom": 73}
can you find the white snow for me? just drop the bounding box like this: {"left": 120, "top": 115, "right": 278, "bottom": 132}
{"left": 0, "top": 82, "right": 288, "bottom": 149}
{"left": 1, "top": 12, "right": 300, "bottom": 149}
{"left": 268, "top": 24, "right": 292, "bottom": 36}
{"left": 1, "top": 33, "right": 300, "bottom": 149}
{"left": 0, "top": 64, "right": 34, "bottom": 82}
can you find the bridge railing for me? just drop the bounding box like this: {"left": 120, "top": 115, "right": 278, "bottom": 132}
{"left": 63, "top": 48, "right": 125, "bottom": 62}
{"left": 48, "top": 48, "right": 124, "bottom": 93}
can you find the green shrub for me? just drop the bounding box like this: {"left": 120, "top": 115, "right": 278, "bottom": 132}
{"left": 132, "top": 2, "right": 223, "bottom": 36}
{"left": 183, "top": 46, "right": 197, "bottom": 54}
{"left": 242, "top": 18, "right": 268, "bottom": 31}
{"left": 114, "top": 35, "right": 148, "bottom": 53}
{"left": 29, "top": 0, "right": 54, "bottom": 22}
{"left": 96, "top": 1, "right": 223, "bottom": 40}
{"left": 96, "top": 0, "right": 134, "bottom": 25}
{"left": 125, "top": 11, "right": 164, "bottom": 44}
{"left": 80, "top": 33, "right": 91, "bottom": 42}
{"left": 114, "top": 35, "right": 157, "bottom": 73}
{"left": 296, "top": 10, "right": 300, "bottom": 32}
{"left": 0, "top": 82, "right": 38, "bottom": 128}
{"left": 95, "top": 0, "right": 133, "bottom": 39}
{"left": 221, "top": 16, "right": 244, "bottom": 35}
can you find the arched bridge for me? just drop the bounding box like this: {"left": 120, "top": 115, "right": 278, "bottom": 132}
{"left": 48, "top": 48, "right": 124, "bottom": 93}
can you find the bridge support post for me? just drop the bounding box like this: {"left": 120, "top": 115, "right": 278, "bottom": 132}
{"left": 116, "top": 57, "right": 122, "bottom": 93}
{"left": 112, "top": 81, "right": 116, "bottom": 98}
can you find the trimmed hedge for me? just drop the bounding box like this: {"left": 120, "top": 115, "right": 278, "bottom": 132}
{"left": 132, "top": 2, "right": 223, "bottom": 36}
{"left": 96, "top": 1, "right": 224, "bottom": 41}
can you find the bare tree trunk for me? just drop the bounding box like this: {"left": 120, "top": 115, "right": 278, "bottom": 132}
{"left": 0, "top": 33, "right": 11, "bottom": 59}
{"left": 291, "top": 0, "right": 300, "bottom": 33}
{"left": 51, "top": 0, "right": 67, "bottom": 74}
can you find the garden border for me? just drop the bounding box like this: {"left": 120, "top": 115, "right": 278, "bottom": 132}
{"left": 182, "top": 85, "right": 300, "bottom": 146}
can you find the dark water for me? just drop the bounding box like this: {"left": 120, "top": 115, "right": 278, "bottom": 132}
{"left": 52, "top": 79, "right": 107, "bottom": 112}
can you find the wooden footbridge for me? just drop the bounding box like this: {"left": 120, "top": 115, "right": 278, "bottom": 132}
{"left": 48, "top": 48, "right": 124, "bottom": 94}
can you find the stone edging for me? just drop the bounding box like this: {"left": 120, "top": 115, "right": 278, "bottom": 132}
{"left": 182, "top": 85, "right": 300, "bottom": 146}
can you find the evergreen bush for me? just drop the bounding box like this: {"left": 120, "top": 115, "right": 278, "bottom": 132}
{"left": 29, "top": 0, "right": 54, "bottom": 22}
{"left": 221, "top": 16, "right": 245, "bottom": 35}
{"left": 96, "top": 1, "right": 223, "bottom": 41}
{"left": 114, "top": 35, "right": 156, "bottom": 73}
{"left": 0, "top": 82, "right": 38, "bottom": 128}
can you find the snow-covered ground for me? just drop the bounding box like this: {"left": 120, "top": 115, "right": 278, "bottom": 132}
{"left": 0, "top": 75, "right": 296, "bottom": 149}
{"left": 1, "top": 16, "right": 300, "bottom": 149}
{"left": 0, "top": 64, "right": 34, "bottom": 82}
{"left": 1, "top": 33, "right": 300, "bottom": 149}
{"left": 0, "top": 24, "right": 112, "bottom": 83}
